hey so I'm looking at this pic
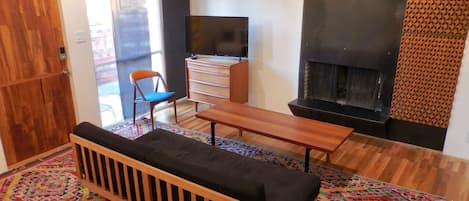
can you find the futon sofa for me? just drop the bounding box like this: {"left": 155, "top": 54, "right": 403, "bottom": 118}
{"left": 71, "top": 122, "right": 321, "bottom": 201}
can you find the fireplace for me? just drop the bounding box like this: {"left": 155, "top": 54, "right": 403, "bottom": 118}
{"left": 304, "top": 60, "right": 384, "bottom": 111}
{"left": 289, "top": 0, "right": 466, "bottom": 150}
{"left": 290, "top": 59, "right": 392, "bottom": 137}
{"left": 289, "top": 0, "right": 406, "bottom": 137}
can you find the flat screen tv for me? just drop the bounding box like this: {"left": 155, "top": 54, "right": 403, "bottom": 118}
{"left": 186, "top": 16, "right": 248, "bottom": 58}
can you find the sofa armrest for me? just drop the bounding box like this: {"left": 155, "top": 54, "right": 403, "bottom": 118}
{"left": 73, "top": 122, "right": 152, "bottom": 161}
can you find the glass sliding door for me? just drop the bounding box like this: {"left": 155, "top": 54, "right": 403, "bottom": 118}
{"left": 86, "top": 0, "right": 165, "bottom": 127}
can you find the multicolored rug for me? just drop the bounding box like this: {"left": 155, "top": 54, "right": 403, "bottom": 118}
{"left": 0, "top": 148, "right": 103, "bottom": 201}
{"left": 0, "top": 119, "right": 447, "bottom": 201}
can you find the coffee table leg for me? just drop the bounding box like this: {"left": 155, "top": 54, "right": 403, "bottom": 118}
{"left": 304, "top": 148, "right": 311, "bottom": 173}
{"left": 211, "top": 122, "right": 216, "bottom": 146}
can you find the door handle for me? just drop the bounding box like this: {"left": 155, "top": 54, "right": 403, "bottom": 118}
{"left": 63, "top": 70, "right": 71, "bottom": 76}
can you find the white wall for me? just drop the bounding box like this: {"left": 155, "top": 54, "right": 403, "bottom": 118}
{"left": 444, "top": 32, "right": 469, "bottom": 160}
{"left": 190, "top": 0, "right": 304, "bottom": 114}
{"left": 59, "top": 0, "right": 102, "bottom": 126}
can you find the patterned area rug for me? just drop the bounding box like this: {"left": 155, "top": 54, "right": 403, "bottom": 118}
{"left": 0, "top": 119, "right": 446, "bottom": 201}
{"left": 0, "top": 148, "right": 103, "bottom": 201}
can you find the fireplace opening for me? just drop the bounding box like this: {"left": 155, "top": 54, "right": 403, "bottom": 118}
{"left": 304, "top": 60, "right": 383, "bottom": 111}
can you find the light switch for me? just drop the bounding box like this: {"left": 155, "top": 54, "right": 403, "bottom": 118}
{"left": 75, "top": 31, "right": 87, "bottom": 44}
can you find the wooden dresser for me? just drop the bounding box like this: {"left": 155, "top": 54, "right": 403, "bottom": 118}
{"left": 185, "top": 58, "right": 248, "bottom": 110}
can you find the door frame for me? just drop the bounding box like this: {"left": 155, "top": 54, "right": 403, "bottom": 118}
{"left": 59, "top": 0, "right": 102, "bottom": 127}
{"left": 60, "top": 0, "right": 168, "bottom": 128}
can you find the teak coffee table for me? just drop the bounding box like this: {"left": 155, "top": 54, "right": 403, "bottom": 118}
{"left": 195, "top": 102, "right": 354, "bottom": 172}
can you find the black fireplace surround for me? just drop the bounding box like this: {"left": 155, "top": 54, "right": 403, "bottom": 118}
{"left": 290, "top": 0, "right": 405, "bottom": 136}
{"left": 289, "top": 0, "right": 448, "bottom": 150}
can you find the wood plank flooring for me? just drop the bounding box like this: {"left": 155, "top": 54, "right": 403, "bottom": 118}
{"left": 157, "top": 101, "right": 469, "bottom": 200}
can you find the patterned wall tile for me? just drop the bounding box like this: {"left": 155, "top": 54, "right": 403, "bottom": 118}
{"left": 391, "top": 0, "right": 469, "bottom": 128}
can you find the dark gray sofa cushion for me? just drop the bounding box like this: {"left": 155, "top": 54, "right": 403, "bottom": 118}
{"left": 145, "top": 148, "right": 266, "bottom": 201}
{"left": 73, "top": 122, "right": 152, "bottom": 161}
{"left": 136, "top": 128, "right": 321, "bottom": 201}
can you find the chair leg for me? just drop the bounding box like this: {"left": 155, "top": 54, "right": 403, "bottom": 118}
{"left": 150, "top": 103, "right": 155, "bottom": 130}
{"left": 133, "top": 102, "right": 136, "bottom": 125}
{"left": 173, "top": 97, "right": 178, "bottom": 123}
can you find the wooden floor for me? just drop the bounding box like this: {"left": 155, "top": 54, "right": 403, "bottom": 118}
{"left": 155, "top": 101, "right": 469, "bottom": 200}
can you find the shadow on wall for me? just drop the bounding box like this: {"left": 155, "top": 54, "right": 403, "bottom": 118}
{"left": 249, "top": 21, "right": 295, "bottom": 113}
{"left": 251, "top": 65, "right": 293, "bottom": 113}
{"left": 249, "top": 16, "right": 297, "bottom": 114}
{"left": 248, "top": 20, "right": 270, "bottom": 109}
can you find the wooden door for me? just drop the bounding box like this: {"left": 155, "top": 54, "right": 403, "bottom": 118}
{"left": 0, "top": 0, "right": 76, "bottom": 165}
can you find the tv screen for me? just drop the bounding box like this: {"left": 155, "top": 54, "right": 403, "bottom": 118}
{"left": 186, "top": 16, "right": 248, "bottom": 57}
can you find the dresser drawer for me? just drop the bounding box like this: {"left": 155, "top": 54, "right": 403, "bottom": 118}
{"left": 189, "top": 81, "right": 229, "bottom": 98}
{"left": 185, "top": 58, "right": 248, "bottom": 105}
{"left": 189, "top": 91, "right": 229, "bottom": 105}
{"left": 187, "top": 62, "right": 230, "bottom": 76}
{"left": 188, "top": 70, "right": 229, "bottom": 87}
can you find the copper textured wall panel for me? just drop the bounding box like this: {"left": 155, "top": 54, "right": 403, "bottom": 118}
{"left": 391, "top": 0, "right": 469, "bottom": 128}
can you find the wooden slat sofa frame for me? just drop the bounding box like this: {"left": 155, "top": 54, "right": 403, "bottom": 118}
{"left": 70, "top": 134, "right": 237, "bottom": 201}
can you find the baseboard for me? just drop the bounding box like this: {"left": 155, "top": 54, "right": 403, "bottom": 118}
{"left": 387, "top": 118, "right": 447, "bottom": 151}
{"left": 7, "top": 143, "right": 72, "bottom": 170}
{"left": 288, "top": 99, "right": 389, "bottom": 138}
